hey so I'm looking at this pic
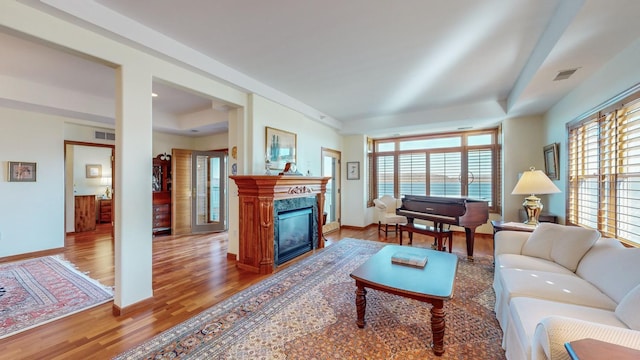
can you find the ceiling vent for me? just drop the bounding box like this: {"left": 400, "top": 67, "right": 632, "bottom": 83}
{"left": 553, "top": 68, "right": 578, "bottom": 81}
{"left": 95, "top": 130, "right": 115, "bottom": 141}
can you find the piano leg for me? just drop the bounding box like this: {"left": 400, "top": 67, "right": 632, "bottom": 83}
{"left": 465, "top": 227, "right": 477, "bottom": 261}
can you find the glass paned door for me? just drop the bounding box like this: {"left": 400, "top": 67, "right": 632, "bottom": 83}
{"left": 192, "top": 150, "right": 227, "bottom": 232}
{"left": 321, "top": 148, "right": 341, "bottom": 233}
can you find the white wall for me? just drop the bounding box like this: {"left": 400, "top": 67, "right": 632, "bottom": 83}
{"left": 153, "top": 132, "right": 195, "bottom": 156}
{"left": 248, "top": 95, "right": 342, "bottom": 175}
{"left": 0, "top": 107, "right": 65, "bottom": 257}
{"left": 342, "top": 134, "right": 369, "bottom": 227}
{"left": 501, "top": 115, "right": 549, "bottom": 223}
{"left": 544, "top": 37, "right": 640, "bottom": 223}
{"left": 193, "top": 132, "right": 228, "bottom": 151}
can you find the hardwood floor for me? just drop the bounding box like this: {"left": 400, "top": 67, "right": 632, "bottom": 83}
{"left": 1, "top": 224, "right": 494, "bottom": 360}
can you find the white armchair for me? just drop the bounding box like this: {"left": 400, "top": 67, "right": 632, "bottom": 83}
{"left": 373, "top": 195, "right": 408, "bottom": 236}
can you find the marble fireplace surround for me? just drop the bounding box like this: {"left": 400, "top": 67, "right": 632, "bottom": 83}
{"left": 273, "top": 197, "right": 318, "bottom": 266}
{"left": 230, "top": 175, "right": 330, "bottom": 274}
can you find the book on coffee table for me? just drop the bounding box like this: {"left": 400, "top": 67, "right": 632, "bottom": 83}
{"left": 391, "top": 251, "right": 428, "bottom": 268}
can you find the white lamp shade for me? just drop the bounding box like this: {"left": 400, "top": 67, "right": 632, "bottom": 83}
{"left": 100, "top": 176, "right": 112, "bottom": 186}
{"left": 511, "top": 168, "right": 560, "bottom": 195}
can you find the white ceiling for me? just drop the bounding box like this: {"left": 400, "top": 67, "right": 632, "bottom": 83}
{"left": 3, "top": 0, "right": 640, "bottom": 137}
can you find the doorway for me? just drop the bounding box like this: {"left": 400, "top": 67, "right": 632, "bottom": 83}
{"left": 64, "top": 141, "right": 115, "bottom": 234}
{"left": 192, "top": 150, "right": 227, "bottom": 233}
{"left": 321, "top": 148, "right": 341, "bottom": 234}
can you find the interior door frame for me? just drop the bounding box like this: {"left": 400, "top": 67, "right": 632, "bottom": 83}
{"left": 321, "top": 147, "right": 341, "bottom": 229}
{"left": 191, "top": 150, "right": 228, "bottom": 233}
{"left": 64, "top": 140, "right": 115, "bottom": 237}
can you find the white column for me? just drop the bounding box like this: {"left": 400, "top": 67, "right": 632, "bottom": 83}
{"left": 114, "top": 64, "right": 153, "bottom": 309}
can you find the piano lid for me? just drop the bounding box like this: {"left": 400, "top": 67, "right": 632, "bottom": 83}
{"left": 401, "top": 194, "right": 488, "bottom": 204}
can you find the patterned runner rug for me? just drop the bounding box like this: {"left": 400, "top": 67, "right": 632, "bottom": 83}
{"left": 0, "top": 255, "right": 113, "bottom": 339}
{"left": 116, "top": 238, "right": 505, "bottom": 359}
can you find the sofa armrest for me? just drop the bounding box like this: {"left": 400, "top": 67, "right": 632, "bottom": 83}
{"left": 532, "top": 316, "right": 640, "bottom": 360}
{"left": 494, "top": 230, "right": 530, "bottom": 256}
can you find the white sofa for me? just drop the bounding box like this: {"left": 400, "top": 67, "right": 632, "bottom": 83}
{"left": 493, "top": 223, "right": 640, "bottom": 360}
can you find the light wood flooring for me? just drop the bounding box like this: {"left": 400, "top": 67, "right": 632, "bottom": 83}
{"left": 1, "top": 224, "right": 494, "bottom": 360}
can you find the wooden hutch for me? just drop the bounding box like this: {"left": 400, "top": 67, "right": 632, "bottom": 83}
{"left": 152, "top": 154, "right": 172, "bottom": 235}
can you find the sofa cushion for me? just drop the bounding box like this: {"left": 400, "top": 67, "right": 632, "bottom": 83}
{"left": 577, "top": 238, "right": 640, "bottom": 304}
{"left": 500, "top": 269, "right": 618, "bottom": 311}
{"left": 616, "top": 283, "right": 640, "bottom": 330}
{"left": 496, "top": 253, "right": 575, "bottom": 275}
{"left": 521, "top": 223, "right": 600, "bottom": 272}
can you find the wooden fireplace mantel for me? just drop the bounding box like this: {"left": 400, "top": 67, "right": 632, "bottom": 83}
{"left": 230, "top": 175, "right": 331, "bottom": 274}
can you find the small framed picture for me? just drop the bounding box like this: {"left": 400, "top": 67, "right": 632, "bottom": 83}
{"left": 347, "top": 161, "right": 360, "bottom": 180}
{"left": 86, "top": 164, "right": 102, "bottom": 178}
{"left": 8, "top": 161, "right": 37, "bottom": 182}
{"left": 543, "top": 143, "right": 559, "bottom": 180}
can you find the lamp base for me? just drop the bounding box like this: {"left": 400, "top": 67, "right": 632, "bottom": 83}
{"left": 522, "top": 195, "right": 543, "bottom": 226}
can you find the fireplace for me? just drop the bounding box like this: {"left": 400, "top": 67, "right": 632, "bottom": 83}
{"left": 230, "top": 175, "right": 330, "bottom": 274}
{"left": 273, "top": 196, "right": 318, "bottom": 266}
{"left": 275, "top": 207, "right": 313, "bottom": 265}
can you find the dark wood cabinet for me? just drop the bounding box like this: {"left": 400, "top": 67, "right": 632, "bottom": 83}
{"left": 75, "top": 195, "right": 96, "bottom": 232}
{"left": 99, "top": 199, "right": 112, "bottom": 223}
{"left": 153, "top": 154, "right": 172, "bottom": 235}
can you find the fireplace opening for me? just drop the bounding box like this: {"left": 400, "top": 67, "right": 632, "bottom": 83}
{"left": 275, "top": 206, "right": 313, "bottom": 265}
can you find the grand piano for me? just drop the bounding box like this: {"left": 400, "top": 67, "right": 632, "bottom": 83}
{"left": 396, "top": 195, "right": 489, "bottom": 260}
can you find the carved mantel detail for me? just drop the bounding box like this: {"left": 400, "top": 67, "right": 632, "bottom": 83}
{"left": 288, "top": 185, "right": 312, "bottom": 194}
{"left": 230, "top": 175, "right": 331, "bottom": 274}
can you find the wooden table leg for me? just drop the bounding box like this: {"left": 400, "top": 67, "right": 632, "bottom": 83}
{"left": 430, "top": 300, "right": 446, "bottom": 356}
{"left": 355, "top": 283, "right": 367, "bottom": 328}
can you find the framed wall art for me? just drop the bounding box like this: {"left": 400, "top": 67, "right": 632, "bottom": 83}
{"left": 347, "top": 161, "right": 360, "bottom": 180}
{"left": 543, "top": 143, "right": 559, "bottom": 180}
{"left": 265, "top": 126, "right": 297, "bottom": 171}
{"left": 8, "top": 161, "right": 37, "bottom": 182}
{"left": 86, "top": 164, "right": 102, "bottom": 178}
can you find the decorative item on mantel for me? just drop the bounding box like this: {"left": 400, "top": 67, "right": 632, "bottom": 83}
{"left": 511, "top": 166, "right": 561, "bottom": 226}
{"left": 265, "top": 153, "right": 272, "bottom": 175}
{"left": 279, "top": 162, "right": 302, "bottom": 176}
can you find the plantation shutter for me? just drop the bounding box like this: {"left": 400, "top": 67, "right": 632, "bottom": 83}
{"left": 398, "top": 152, "right": 426, "bottom": 196}
{"left": 376, "top": 155, "right": 395, "bottom": 197}
{"left": 467, "top": 149, "right": 493, "bottom": 205}
{"left": 429, "top": 152, "right": 461, "bottom": 197}
{"left": 615, "top": 98, "right": 640, "bottom": 241}
{"left": 568, "top": 94, "right": 640, "bottom": 245}
{"left": 568, "top": 116, "right": 600, "bottom": 229}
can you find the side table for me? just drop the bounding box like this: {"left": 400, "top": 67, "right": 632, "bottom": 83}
{"left": 565, "top": 338, "right": 640, "bottom": 360}
{"left": 491, "top": 220, "right": 536, "bottom": 234}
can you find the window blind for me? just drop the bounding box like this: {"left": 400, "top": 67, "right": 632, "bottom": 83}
{"left": 376, "top": 155, "right": 395, "bottom": 197}
{"left": 430, "top": 152, "right": 462, "bottom": 197}
{"left": 568, "top": 95, "right": 640, "bottom": 244}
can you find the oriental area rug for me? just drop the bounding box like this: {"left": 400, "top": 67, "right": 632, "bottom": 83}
{"left": 0, "top": 255, "right": 113, "bottom": 339}
{"left": 116, "top": 238, "right": 505, "bottom": 359}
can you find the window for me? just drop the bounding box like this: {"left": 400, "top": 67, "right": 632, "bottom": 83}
{"left": 568, "top": 88, "right": 640, "bottom": 246}
{"left": 370, "top": 129, "right": 500, "bottom": 212}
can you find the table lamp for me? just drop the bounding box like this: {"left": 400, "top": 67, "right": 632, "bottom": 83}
{"left": 101, "top": 176, "right": 112, "bottom": 199}
{"left": 511, "top": 167, "right": 560, "bottom": 225}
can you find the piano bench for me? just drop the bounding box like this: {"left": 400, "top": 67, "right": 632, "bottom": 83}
{"left": 399, "top": 223, "right": 452, "bottom": 253}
